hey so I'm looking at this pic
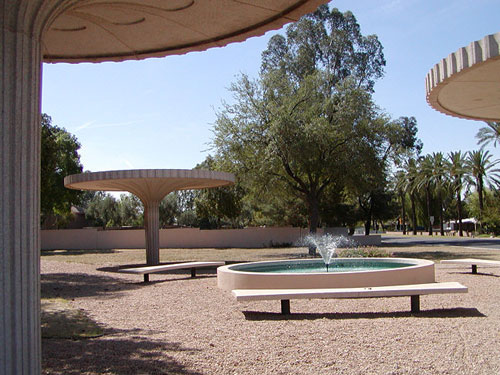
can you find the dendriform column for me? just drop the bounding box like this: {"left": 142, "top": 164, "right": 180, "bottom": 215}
{"left": 143, "top": 199, "right": 161, "bottom": 265}
{"left": 0, "top": 2, "right": 75, "bottom": 374}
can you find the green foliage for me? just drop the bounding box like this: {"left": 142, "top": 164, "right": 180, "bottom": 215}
{"left": 466, "top": 150, "right": 500, "bottom": 224}
{"left": 390, "top": 147, "right": 500, "bottom": 236}
{"left": 193, "top": 156, "right": 247, "bottom": 228}
{"left": 261, "top": 6, "right": 385, "bottom": 92}
{"left": 212, "top": 6, "right": 389, "bottom": 233}
{"left": 84, "top": 192, "right": 120, "bottom": 228}
{"left": 118, "top": 194, "right": 143, "bottom": 227}
{"left": 41, "top": 114, "right": 83, "bottom": 227}
{"left": 159, "top": 193, "right": 180, "bottom": 227}
{"left": 466, "top": 189, "right": 500, "bottom": 234}
{"left": 476, "top": 121, "right": 500, "bottom": 148}
{"left": 336, "top": 246, "right": 392, "bottom": 257}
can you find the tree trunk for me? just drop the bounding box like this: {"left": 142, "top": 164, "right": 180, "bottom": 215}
{"left": 400, "top": 191, "right": 407, "bottom": 235}
{"left": 426, "top": 184, "right": 432, "bottom": 235}
{"left": 457, "top": 192, "right": 464, "bottom": 237}
{"left": 364, "top": 219, "right": 371, "bottom": 235}
{"left": 364, "top": 195, "right": 373, "bottom": 236}
{"left": 411, "top": 193, "right": 417, "bottom": 235}
{"left": 478, "top": 176, "right": 484, "bottom": 232}
{"left": 307, "top": 193, "right": 320, "bottom": 255}
{"left": 438, "top": 190, "right": 444, "bottom": 236}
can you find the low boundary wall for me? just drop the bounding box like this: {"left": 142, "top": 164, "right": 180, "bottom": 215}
{"left": 41, "top": 227, "right": 380, "bottom": 250}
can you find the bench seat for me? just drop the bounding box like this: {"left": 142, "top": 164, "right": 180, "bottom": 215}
{"left": 232, "top": 282, "right": 468, "bottom": 314}
{"left": 441, "top": 258, "right": 500, "bottom": 274}
{"left": 119, "top": 261, "right": 225, "bottom": 282}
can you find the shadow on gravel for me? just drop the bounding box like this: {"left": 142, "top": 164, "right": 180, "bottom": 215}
{"left": 41, "top": 249, "right": 117, "bottom": 256}
{"left": 445, "top": 271, "right": 500, "bottom": 278}
{"left": 41, "top": 273, "right": 143, "bottom": 300}
{"left": 383, "top": 238, "right": 500, "bottom": 248}
{"left": 391, "top": 251, "right": 490, "bottom": 261}
{"left": 242, "top": 307, "right": 485, "bottom": 321}
{"left": 42, "top": 332, "right": 203, "bottom": 375}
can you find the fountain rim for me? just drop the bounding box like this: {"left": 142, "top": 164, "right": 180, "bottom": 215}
{"left": 221, "top": 257, "right": 434, "bottom": 275}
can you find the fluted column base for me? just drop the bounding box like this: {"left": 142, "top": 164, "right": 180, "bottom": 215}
{"left": 144, "top": 200, "right": 161, "bottom": 265}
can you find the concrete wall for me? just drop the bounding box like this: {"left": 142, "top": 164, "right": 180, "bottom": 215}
{"left": 41, "top": 227, "right": 380, "bottom": 250}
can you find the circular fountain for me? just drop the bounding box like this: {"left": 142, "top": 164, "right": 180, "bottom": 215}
{"left": 217, "top": 235, "right": 435, "bottom": 290}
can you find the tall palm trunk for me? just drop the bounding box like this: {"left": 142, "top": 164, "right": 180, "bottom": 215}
{"left": 400, "top": 190, "right": 406, "bottom": 234}
{"left": 426, "top": 184, "right": 432, "bottom": 235}
{"left": 478, "top": 176, "right": 484, "bottom": 230}
{"left": 410, "top": 192, "right": 417, "bottom": 235}
{"left": 457, "top": 191, "right": 464, "bottom": 237}
{"left": 438, "top": 189, "right": 444, "bottom": 236}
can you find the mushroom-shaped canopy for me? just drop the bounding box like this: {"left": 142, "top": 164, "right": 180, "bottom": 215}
{"left": 64, "top": 169, "right": 235, "bottom": 202}
{"left": 426, "top": 32, "right": 500, "bottom": 121}
{"left": 43, "top": 0, "right": 329, "bottom": 63}
{"left": 65, "top": 169, "right": 235, "bottom": 265}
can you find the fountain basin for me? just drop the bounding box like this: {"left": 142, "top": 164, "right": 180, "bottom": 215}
{"left": 217, "top": 258, "right": 435, "bottom": 290}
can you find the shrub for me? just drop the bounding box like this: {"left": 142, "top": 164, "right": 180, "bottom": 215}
{"left": 336, "top": 246, "right": 392, "bottom": 258}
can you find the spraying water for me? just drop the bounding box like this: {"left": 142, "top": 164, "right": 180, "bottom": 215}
{"left": 301, "top": 234, "right": 352, "bottom": 272}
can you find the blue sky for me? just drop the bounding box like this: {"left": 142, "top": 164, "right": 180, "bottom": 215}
{"left": 42, "top": 0, "right": 500, "bottom": 174}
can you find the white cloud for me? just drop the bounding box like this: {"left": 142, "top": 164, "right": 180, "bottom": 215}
{"left": 74, "top": 119, "right": 141, "bottom": 132}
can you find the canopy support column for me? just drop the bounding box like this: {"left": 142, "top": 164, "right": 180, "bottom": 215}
{"left": 1, "top": 4, "right": 43, "bottom": 373}
{"left": 144, "top": 199, "right": 161, "bottom": 265}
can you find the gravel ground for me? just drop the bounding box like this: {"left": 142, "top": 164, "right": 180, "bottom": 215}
{"left": 41, "top": 259, "right": 500, "bottom": 375}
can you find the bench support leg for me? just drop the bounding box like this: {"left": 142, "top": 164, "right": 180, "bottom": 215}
{"left": 281, "top": 300, "right": 290, "bottom": 315}
{"left": 143, "top": 274, "right": 149, "bottom": 283}
{"left": 472, "top": 265, "right": 477, "bottom": 274}
{"left": 411, "top": 295, "right": 420, "bottom": 313}
{"left": 191, "top": 268, "right": 196, "bottom": 278}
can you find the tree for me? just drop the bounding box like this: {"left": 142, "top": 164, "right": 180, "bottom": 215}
{"left": 158, "top": 193, "right": 180, "bottom": 227}
{"left": 476, "top": 121, "right": 500, "bottom": 148}
{"left": 430, "top": 152, "right": 448, "bottom": 236}
{"left": 467, "top": 189, "right": 500, "bottom": 235}
{"left": 466, "top": 150, "right": 500, "bottom": 229}
{"left": 388, "top": 116, "right": 423, "bottom": 166}
{"left": 212, "top": 6, "right": 386, "bottom": 243}
{"left": 401, "top": 158, "right": 420, "bottom": 235}
{"left": 194, "top": 157, "right": 245, "bottom": 229}
{"left": 394, "top": 170, "right": 408, "bottom": 234}
{"left": 84, "top": 192, "right": 120, "bottom": 228}
{"left": 448, "top": 151, "right": 468, "bottom": 237}
{"left": 118, "top": 194, "right": 143, "bottom": 227}
{"left": 41, "top": 114, "right": 83, "bottom": 227}
{"left": 416, "top": 155, "right": 434, "bottom": 235}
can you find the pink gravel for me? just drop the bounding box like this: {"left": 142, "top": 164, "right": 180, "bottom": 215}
{"left": 41, "top": 259, "right": 500, "bottom": 374}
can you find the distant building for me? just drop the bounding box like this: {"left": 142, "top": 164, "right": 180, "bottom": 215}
{"left": 445, "top": 218, "right": 478, "bottom": 233}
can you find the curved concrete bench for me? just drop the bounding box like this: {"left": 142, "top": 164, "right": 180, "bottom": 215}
{"left": 441, "top": 258, "right": 500, "bottom": 274}
{"left": 119, "top": 261, "right": 225, "bottom": 282}
{"left": 232, "top": 282, "right": 468, "bottom": 314}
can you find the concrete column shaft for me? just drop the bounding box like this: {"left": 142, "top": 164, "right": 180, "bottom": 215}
{"left": 1, "top": 6, "right": 43, "bottom": 374}
{"left": 144, "top": 200, "right": 161, "bottom": 265}
{"left": 1, "top": 2, "right": 79, "bottom": 373}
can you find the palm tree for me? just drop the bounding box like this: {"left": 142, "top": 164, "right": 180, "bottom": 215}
{"left": 417, "top": 155, "right": 434, "bottom": 235}
{"left": 394, "top": 170, "right": 408, "bottom": 234}
{"left": 448, "top": 151, "right": 468, "bottom": 237}
{"left": 430, "top": 152, "right": 448, "bottom": 236}
{"left": 401, "top": 158, "right": 420, "bottom": 235}
{"left": 466, "top": 150, "right": 500, "bottom": 229}
{"left": 476, "top": 121, "right": 500, "bottom": 148}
